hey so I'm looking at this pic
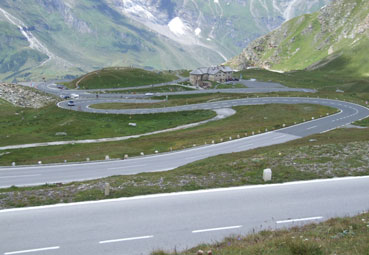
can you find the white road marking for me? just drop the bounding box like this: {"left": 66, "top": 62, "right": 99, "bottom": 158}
{"left": 192, "top": 225, "right": 242, "bottom": 233}
{"left": 276, "top": 216, "right": 323, "bottom": 224}
{"left": 99, "top": 235, "right": 154, "bottom": 244}
{"left": 108, "top": 164, "right": 147, "bottom": 170}
{"left": 306, "top": 126, "right": 317, "bottom": 130}
{"left": 0, "top": 174, "right": 41, "bottom": 179}
{"left": 4, "top": 246, "right": 60, "bottom": 255}
{"left": 272, "top": 135, "right": 286, "bottom": 140}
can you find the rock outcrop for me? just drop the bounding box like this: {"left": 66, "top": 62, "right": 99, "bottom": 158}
{"left": 0, "top": 83, "right": 56, "bottom": 108}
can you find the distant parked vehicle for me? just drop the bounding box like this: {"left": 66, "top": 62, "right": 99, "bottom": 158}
{"left": 145, "top": 93, "right": 154, "bottom": 96}
{"left": 67, "top": 100, "right": 75, "bottom": 106}
{"left": 70, "top": 93, "right": 79, "bottom": 99}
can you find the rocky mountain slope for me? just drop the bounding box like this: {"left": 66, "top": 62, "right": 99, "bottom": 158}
{"left": 228, "top": 0, "right": 369, "bottom": 77}
{"left": 0, "top": 0, "right": 329, "bottom": 81}
{"left": 0, "top": 83, "right": 56, "bottom": 108}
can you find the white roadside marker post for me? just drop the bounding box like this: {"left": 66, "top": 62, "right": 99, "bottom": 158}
{"left": 263, "top": 168, "right": 272, "bottom": 182}
{"left": 104, "top": 183, "right": 110, "bottom": 196}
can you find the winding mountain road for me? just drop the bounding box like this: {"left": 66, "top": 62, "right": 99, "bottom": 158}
{"left": 1, "top": 97, "right": 368, "bottom": 188}
{"left": 2, "top": 80, "right": 369, "bottom": 255}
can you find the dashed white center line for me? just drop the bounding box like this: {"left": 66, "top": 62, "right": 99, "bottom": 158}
{"left": 272, "top": 135, "right": 286, "bottom": 140}
{"left": 192, "top": 225, "right": 242, "bottom": 233}
{"left": 276, "top": 216, "right": 324, "bottom": 224}
{"left": 99, "top": 235, "right": 154, "bottom": 244}
{"left": 4, "top": 246, "right": 60, "bottom": 255}
{"left": 306, "top": 125, "right": 317, "bottom": 130}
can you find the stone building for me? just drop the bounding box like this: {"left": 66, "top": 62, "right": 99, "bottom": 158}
{"left": 189, "top": 66, "right": 234, "bottom": 87}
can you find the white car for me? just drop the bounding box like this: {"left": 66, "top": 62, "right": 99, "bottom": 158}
{"left": 145, "top": 93, "right": 154, "bottom": 96}
{"left": 70, "top": 93, "right": 79, "bottom": 99}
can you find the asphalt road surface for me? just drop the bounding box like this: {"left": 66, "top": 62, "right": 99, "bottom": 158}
{"left": 1, "top": 176, "right": 369, "bottom": 255}
{"left": 1, "top": 97, "right": 368, "bottom": 187}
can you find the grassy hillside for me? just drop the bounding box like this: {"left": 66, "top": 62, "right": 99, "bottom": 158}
{"left": 0, "top": 101, "right": 214, "bottom": 147}
{"left": 308, "top": 37, "right": 369, "bottom": 78}
{"left": 0, "top": 21, "right": 48, "bottom": 81}
{"left": 229, "top": 0, "right": 369, "bottom": 76}
{"left": 69, "top": 68, "right": 178, "bottom": 89}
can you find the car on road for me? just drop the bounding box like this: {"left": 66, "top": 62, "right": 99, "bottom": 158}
{"left": 70, "top": 93, "right": 79, "bottom": 99}
{"left": 60, "top": 95, "right": 70, "bottom": 99}
{"left": 67, "top": 100, "right": 75, "bottom": 106}
{"left": 145, "top": 92, "right": 154, "bottom": 96}
{"left": 56, "top": 84, "right": 65, "bottom": 89}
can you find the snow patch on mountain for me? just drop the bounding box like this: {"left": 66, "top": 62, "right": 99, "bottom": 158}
{"left": 168, "top": 17, "right": 190, "bottom": 36}
{"left": 195, "top": 27, "right": 201, "bottom": 36}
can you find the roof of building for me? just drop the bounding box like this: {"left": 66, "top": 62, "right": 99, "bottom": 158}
{"left": 190, "top": 66, "right": 233, "bottom": 75}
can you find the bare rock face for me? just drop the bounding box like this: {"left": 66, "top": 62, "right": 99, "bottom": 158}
{"left": 0, "top": 83, "right": 56, "bottom": 108}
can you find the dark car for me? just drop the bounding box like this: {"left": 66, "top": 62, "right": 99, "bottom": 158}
{"left": 60, "top": 95, "right": 70, "bottom": 99}
{"left": 67, "top": 100, "right": 75, "bottom": 106}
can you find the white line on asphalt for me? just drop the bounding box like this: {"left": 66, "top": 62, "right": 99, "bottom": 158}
{"left": 276, "top": 216, "right": 323, "bottom": 224}
{"left": 192, "top": 225, "right": 242, "bottom": 233}
{"left": 108, "top": 164, "right": 147, "bottom": 170}
{"left": 306, "top": 126, "right": 317, "bottom": 130}
{"left": 272, "top": 135, "right": 286, "bottom": 140}
{"left": 0, "top": 174, "right": 41, "bottom": 179}
{"left": 4, "top": 246, "right": 60, "bottom": 255}
{"left": 99, "top": 235, "right": 154, "bottom": 244}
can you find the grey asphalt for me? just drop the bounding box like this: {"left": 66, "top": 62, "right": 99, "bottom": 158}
{"left": 19, "top": 80, "right": 315, "bottom": 100}
{"left": 1, "top": 97, "right": 368, "bottom": 187}
{"left": 1, "top": 176, "right": 368, "bottom": 255}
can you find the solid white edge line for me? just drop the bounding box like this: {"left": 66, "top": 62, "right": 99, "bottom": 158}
{"left": 276, "top": 216, "right": 324, "bottom": 224}
{"left": 192, "top": 225, "right": 242, "bottom": 233}
{"left": 4, "top": 246, "right": 60, "bottom": 255}
{"left": 1, "top": 175, "right": 369, "bottom": 214}
{"left": 99, "top": 235, "right": 153, "bottom": 244}
{"left": 0, "top": 174, "right": 41, "bottom": 179}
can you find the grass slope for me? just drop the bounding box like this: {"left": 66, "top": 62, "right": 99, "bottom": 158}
{"left": 69, "top": 68, "right": 178, "bottom": 89}
{"left": 0, "top": 102, "right": 214, "bottom": 147}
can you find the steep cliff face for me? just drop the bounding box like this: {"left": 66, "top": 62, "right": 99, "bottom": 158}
{"left": 228, "top": 0, "right": 369, "bottom": 76}
{"left": 0, "top": 0, "right": 329, "bottom": 81}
